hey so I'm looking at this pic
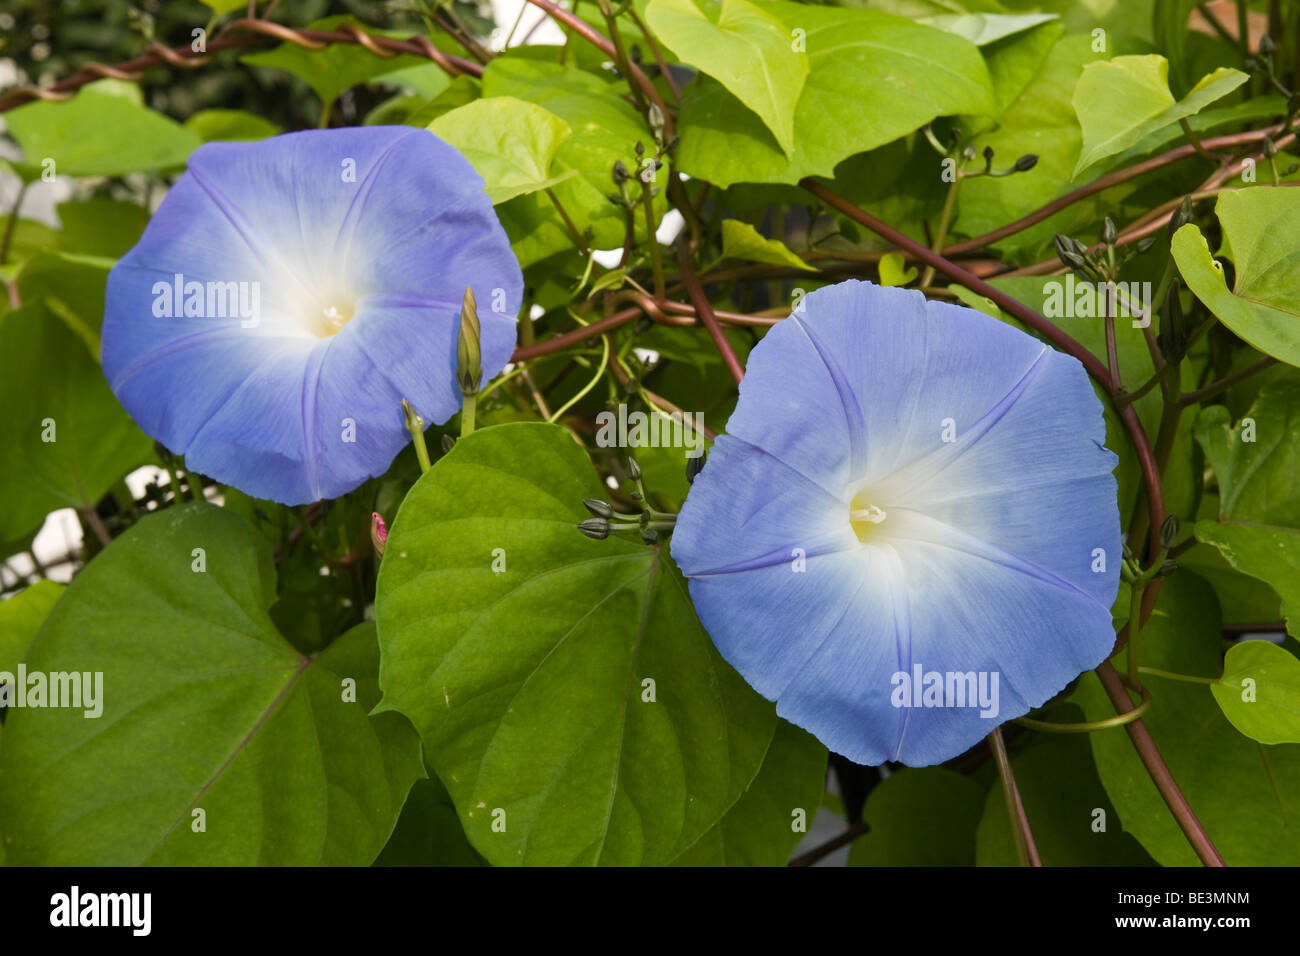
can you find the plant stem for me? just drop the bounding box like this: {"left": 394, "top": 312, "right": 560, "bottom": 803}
{"left": 1139, "top": 666, "right": 1218, "bottom": 686}
{"left": 1127, "top": 580, "right": 1146, "bottom": 690}
{"left": 0, "top": 181, "right": 30, "bottom": 266}
{"left": 1095, "top": 661, "right": 1225, "bottom": 866}
{"left": 676, "top": 245, "right": 744, "bottom": 384}
{"left": 1180, "top": 355, "right": 1277, "bottom": 406}
{"left": 988, "top": 727, "right": 1041, "bottom": 867}
{"left": 641, "top": 177, "right": 665, "bottom": 299}
{"left": 920, "top": 172, "right": 962, "bottom": 288}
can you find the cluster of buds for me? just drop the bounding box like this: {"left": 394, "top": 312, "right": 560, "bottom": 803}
{"left": 608, "top": 137, "right": 676, "bottom": 209}
{"left": 1053, "top": 218, "right": 1156, "bottom": 282}
{"left": 921, "top": 124, "right": 1037, "bottom": 178}
{"left": 577, "top": 456, "right": 678, "bottom": 545}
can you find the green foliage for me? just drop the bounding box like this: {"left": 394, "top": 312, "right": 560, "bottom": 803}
{"left": 673, "top": 3, "right": 993, "bottom": 186}
{"left": 647, "top": 0, "right": 808, "bottom": 155}
{"left": 374, "top": 423, "right": 775, "bottom": 865}
{"left": 1175, "top": 192, "right": 1300, "bottom": 370}
{"left": 1071, "top": 56, "right": 1246, "bottom": 177}
{"left": 0, "top": 303, "right": 153, "bottom": 543}
{"left": 428, "top": 97, "right": 576, "bottom": 204}
{"left": 5, "top": 80, "right": 200, "bottom": 179}
{"left": 0, "top": 505, "right": 422, "bottom": 865}
{"left": 1211, "top": 640, "right": 1300, "bottom": 745}
{"left": 5, "top": 0, "right": 1300, "bottom": 871}
{"left": 848, "top": 768, "right": 986, "bottom": 866}
{"left": 1072, "top": 574, "right": 1300, "bottom": 866}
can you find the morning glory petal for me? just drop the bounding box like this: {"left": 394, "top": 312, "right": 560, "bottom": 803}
{"left": 102, "top": 127, "right": 521, "bottom": 504}
{"left": 671, "top": 280, "right": 1121, "bottom": 767}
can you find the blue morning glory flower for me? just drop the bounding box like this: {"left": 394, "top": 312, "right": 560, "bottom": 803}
{"left": 670, "top": 280, "right": 1121, "bottom": 767}
{"left": 102, "top": 127, "right": 522, "bottom": 505}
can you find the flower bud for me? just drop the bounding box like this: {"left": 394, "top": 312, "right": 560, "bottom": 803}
{"left": 401, "top": 397, "right": 423, "bottom": 434}
{"left": 441, "top": 434, "right": 456, "bottom": 454}
{"left": 1159, "top": 514, "right": 1180, "bottom": 550}
{"left": 578, "top": 517, "right": 611, "bottom": 540}
{"left": 371, "top": 512, "right": 388, "bottom": 559}
{"left": 626, "top": 456, "right": 642, "bottom": 481}
{"left": 1014, "top": 153, "right": 1038, "bottom": 172}
{"left": 686, "top": 451, "right": 706, "bottom": 485}
{"left": 1168, "top": 195, "right": 1194, "bottom": 239}
{"left": 1101, "top": 216, "right": 1117, "bottom": 247}
{"left": 456, "top": 285, "right": 481, "bottom": 396}
{"left": 584, "top": 497, "right": 614, "bottom": 519}
{"left": 613, "top": 159, "right": 629, "bottom": 184}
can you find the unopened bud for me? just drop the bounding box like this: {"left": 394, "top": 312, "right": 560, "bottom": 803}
{"left": 441, "top": 434, "right": 456, "bottom": 454}
{"left": 578, "top": 517, "right": 611, "bottom": 540}
{"left": 1136, "top": 236, "right": 1157, "bottom": 254}
{"left": 401, "top": 397, "right": 423, "bottom": 434}
{"left": 626, "top": 456, "right": 642, "bottom": 481}
{"left": 686, "top": 451, "right": 706, "bottom": 484}
{"left": 456, "top": 286, "right": 481, "bottom": 395}
{"left": 1168, "top": 195, "right": 1194, "bottom": 238}
{"left": 613, "top": 159, "right": 629, "bottom": 184}
{"left": 1159, "top": 514, "right": 1180, "bottom": 549}
{"left": 1260, "top": 33, "right": 1276, "bottom": 55}
{"left": 1014, "top": 153, "right": 1038, "bottom": 172}
{"left": 371, "top": 512, "right": 388, "bottom": 559}
{"left": 1101, "top": 216, "right": 1117, "bottom": 247}
{"left": 584, "top": 498, "right": 614, "bottom": 519}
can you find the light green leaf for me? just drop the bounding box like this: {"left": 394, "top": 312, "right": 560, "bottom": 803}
{"left": 374, "top": 422, "right": 776, "bottom": 866}
{"left": 199, "top": 0, "right": 248, "bottom": 14}
{"left": 0, "top": 505, "right": 423, "bottom": 864}
{"left": 1173, "top": 192, "right": 1300, "bottom": 369}
{"left": 672, "top": 720, "right": 827, "bottom": 866}
{"left": 0, "top": 303, "right": 154, "bottom": 544}
{"left": 958, "top": 30, "right": 1151, "bottom": 262}
{"left": 5, "top": 81, "right": 200, "bottom": 179}
{"left": 646, "top": 0, "right": 807, "bottom": 155}
{"left": 1071, "top": 572, "right": 1300, "bottom": 865}
{"left": 721, "top": 219, "right": 814, "bottom": 271}
{"left": 0, "top": 579, "right": 63, "bottom": 676}
{"left": 482, "top": 58, "right": 658, "bottom": 265}
{"left": 1072, "top": 56, "right": 1247, "bottom": 177}
{"left": 428, "top": 97, "right": 575, "bottom": 204}
{"left": 848, "top": 767, "right": 985, "bottom": 866}
{"left": 878, "top": 251, "right": 919, "bottom": 287}
{"left": 673, "top": 3, "right": 992, "bottom": 186}
{"left": 1211, "top": 639, "right": 1300, "bottom": 744}
{"left": 183, "top": 109, "right": 281, "bottom": 143}
{"left": 920, "top": 12, "right": 1058, "bottom": 46}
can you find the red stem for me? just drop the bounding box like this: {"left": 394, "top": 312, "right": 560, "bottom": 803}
{"left": 676, "top": 245, "right": 745, "bottom": 384}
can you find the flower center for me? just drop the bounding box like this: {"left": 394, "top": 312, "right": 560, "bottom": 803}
{"left": 849, "top": 489, "right": 889, "bottom": 543}
{"left": 297, "top": 292, "right": 356, "bottom": 338}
